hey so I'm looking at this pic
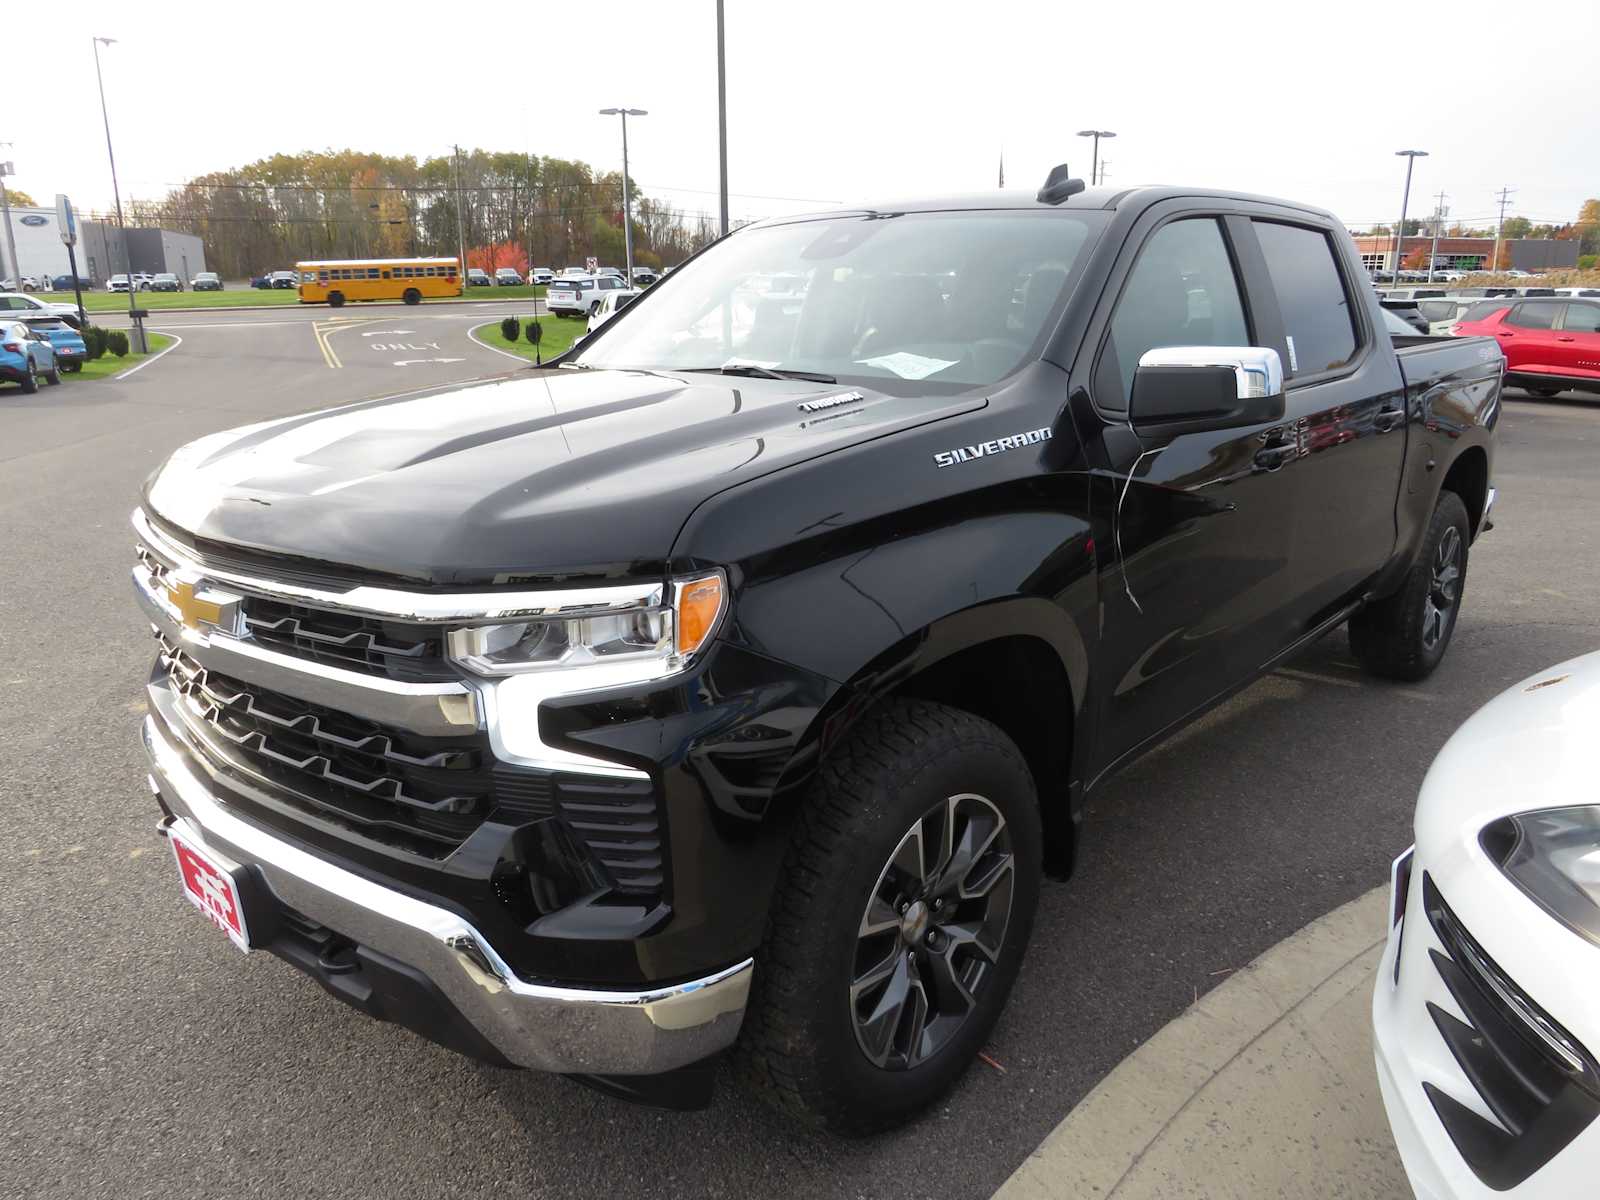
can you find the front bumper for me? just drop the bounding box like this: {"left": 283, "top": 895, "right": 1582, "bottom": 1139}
{"left": 142, "top": 712, "right": 753, "bottom": 1075}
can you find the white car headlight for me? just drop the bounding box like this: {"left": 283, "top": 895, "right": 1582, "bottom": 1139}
{"left": 1484, "top": 806, "right": 1600, "bottom": 945}
{"left": 446, "top": 572, "right": 726, "bottom": 677}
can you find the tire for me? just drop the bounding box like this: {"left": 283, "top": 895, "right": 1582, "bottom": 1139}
{"left": 402, "top": 288, "right": 421, "bottom": 306}
{"left": 19, "top": 361, "right": 38, "bottom": 394}
{"left": 736, "top": 699, "right": 1042, "bottom": 1134}
{"left": 589, "top": 301, "right": 601, "bottom": 317}
{"left": 1349, "top": 490, "right": 1470, "bottom": 682}
{"left": 45, "top": 363, "right": 61, "bottom": 385}
{"left": 1529, "top": 386, "right": 1562, "bottom": 398}
{"left": 327, "top": 291, "right": 345, "bottom": 308}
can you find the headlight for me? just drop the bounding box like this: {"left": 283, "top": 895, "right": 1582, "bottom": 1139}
{"left": 1482, "top": 806, "right": 1600, "bottom": 945}
{"left": 446, "top": 571, "right": 726, "bottom": 677}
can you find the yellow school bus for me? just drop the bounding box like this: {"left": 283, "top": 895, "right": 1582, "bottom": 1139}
{"left": 295, "top": 257, "right": 462, "bottom": 306}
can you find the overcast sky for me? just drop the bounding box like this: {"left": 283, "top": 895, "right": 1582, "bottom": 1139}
{"left": 15, "top": 0, "right": 1598, "bottom": 233}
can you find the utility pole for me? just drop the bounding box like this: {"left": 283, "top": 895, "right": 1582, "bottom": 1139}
{"left": 93, "top": 36, "right": 146, "bottom": 352}
{"left": 1097, "top": 160, "right": 1111, "bottom": 186}
{"left": 0, "top": 155, "right": 21, "bottom": 291}
{"left": 1491, "top": 186, "right": 1515, "bottom": 275}
{"left": 600, "top": 109, "right": 647, "bottom": 281}
{"left": 1077, "top": 130, "right": 1116, "bottom": 186}
{"left": 716, "top": 0, "right": 729, "bottom": 236}
{"left": 1427, "top": 190, "right": 1447, "bottom": 283}
{"left": 453, "top": 144, "right": 467, "bottom": 281}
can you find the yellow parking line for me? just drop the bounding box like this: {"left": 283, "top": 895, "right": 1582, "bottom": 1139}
{"left": 311, "top": 322, "right": 338, "bottom": 368}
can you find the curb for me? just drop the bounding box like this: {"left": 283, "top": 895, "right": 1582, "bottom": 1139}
{"left": 994, "top": 885, "right": 1394, "bottom": 1199}
{"left": 78, "top": 297, "right": 549, "bottom": 318}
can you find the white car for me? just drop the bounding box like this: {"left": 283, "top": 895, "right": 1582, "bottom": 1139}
{"left": 1415, "top": 298, "right": 1485, "bottom": 336}
{"left": 545, "top": 273, "right": 631, "bottom": 317}
{"left": 0, "top": 292, "right": 81, "bottom": 324}
{"left": 586, "top": 287, "right": 641, "bottom": 333}
{"left": 529, "top": 268, "right": 554, "bottom": 286}
{"left": 1374, "top": 650, "right": 1600, "bottom": 1199}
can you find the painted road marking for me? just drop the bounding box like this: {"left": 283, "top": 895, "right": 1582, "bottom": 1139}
{"left": 361, "top": 329, "right": 415, "bottom": 337}
{"left": 369, "top": 342, "right": 441, "bottom": 352}
{"left": 393, "top": 358, "right": 466, "bottom": 366}
{"left": 114, "top": 332, "right": 185, "bottom": 380}
{"left": 312, "top": 319, "right": 381, "bottom": 368}
{"left": 467, "top": 322, "right": 538, "bottom": 364}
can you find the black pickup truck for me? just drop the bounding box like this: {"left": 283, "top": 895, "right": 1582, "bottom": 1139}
{"left": 134, "top": 170, "right": 1500, "bottom": 1133}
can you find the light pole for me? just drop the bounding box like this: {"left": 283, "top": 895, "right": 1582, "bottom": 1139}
{"left": 0, "top": 156, "right": 22, "bottom": 292}
{"left": 716, "top": 0, "right": 728, "bottom": 237}
{"left": 93, "top": 36, "right": 145, "bottom": 352}
{"left": 599, "top": 108, "right": 646, "bottom": 282}
{"left": 1076, "top": 130, "right": 1116, "bottom": 186}
{"left": 1392, "top": 149, "right": 1428, "bottom": 284}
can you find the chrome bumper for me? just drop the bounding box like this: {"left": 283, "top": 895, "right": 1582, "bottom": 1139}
{"left": 142, "top": 714, "right": 752, "bottom": 1075}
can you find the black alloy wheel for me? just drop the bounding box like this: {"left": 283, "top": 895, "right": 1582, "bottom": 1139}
{"left": 850, "top": 792, "right": 1014, "bottom": 1070}
{"left": 1421, "top": 525, "right": 1462, "bottom": 651}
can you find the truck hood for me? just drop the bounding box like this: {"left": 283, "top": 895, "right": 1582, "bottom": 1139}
{"left": 144, "top": 367, "right": 985, "bottom": 585}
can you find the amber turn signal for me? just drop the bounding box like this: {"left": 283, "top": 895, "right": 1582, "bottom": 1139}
{"left": 675, "top": 574, "right": 726, "bottom": 656}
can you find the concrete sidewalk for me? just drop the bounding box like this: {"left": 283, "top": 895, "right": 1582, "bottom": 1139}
{"left": 995, "top": 887, "right": 1410, "bottom": 1200}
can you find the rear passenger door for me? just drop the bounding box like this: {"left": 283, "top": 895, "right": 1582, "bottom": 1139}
{"left": 1243, "top": 218, "right": 1406, "bottom": 625}
{"left": 1555, "top": 302, "right": 1600, "bottom": 380}
{"left": 1499, "top": 301, "right": 1567, "bottom": 375}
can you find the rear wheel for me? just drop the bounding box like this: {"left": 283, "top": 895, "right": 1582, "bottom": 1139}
{"left": 1529, "top": 385, "right": 1563, "bottom": 398}
{"left": 19, "top": 361, "right": 38, "bottom": 394}
{"left": 45, "top": 362, "right": 61, "bottom": 385}
{"left": 737, "top": 699, "right": 1041, "bottom": 1134}
{"left": 1350, "top": 490, "right": 1470, "bottom": 681}
{"left": 327, "top": 291, "right": 345, "bottom": 308}
{"left": 402, "top": 288, "right": 421, "bottom": 306}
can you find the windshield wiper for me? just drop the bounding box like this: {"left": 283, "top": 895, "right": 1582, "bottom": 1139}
{"left": 681, "top": 365, "right": 838, "bottom": 384}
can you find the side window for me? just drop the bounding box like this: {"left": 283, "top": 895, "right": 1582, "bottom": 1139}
{"left": 1561, "top": 304, "right": 1600, "bottom": 334}
{"left": 1252, "top": 221, "right": 1358, "bottom": 376}
{"left": 1099, "top": 217, "right": 1249, "bottom": 410}
{"left": 1507, "top": 301, "right": 1561, "bottom": 330}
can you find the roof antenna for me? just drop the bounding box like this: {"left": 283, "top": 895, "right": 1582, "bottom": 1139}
{"left": 1037, "top": 164, "right": 1086, "bottom": 205}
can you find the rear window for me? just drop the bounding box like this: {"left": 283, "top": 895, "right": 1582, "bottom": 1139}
{"left": 1461, "top": 301, "right": 1508, "bottom": 323}
{"left": 1417, "top": 301, "right": 1458, "bottom": 322}
{"left": 1253, "top": 220, "right": 1359, "bottom": 376}
{"left": 1563, "top": 303, "right": 1600, "bottom": 334}
{"left": 26, "top": 318, "right": 67, "bottom": 331}
{"left": 1507, "top": 301, "right": 1562, "bottom": 330}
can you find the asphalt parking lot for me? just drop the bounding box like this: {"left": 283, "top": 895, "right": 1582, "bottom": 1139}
{"left": 4, "top": 321, "right": 1598, "bottom": 1199}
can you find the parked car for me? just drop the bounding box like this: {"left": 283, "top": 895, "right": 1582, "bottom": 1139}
{"left": 1374, "top": 651, "right": 1600, "bottom": 1200}
{"left": 1553, "top": 287, "right": 1600, "bottom": 299}
{"left": 250, "top": 275, "right": 271, "bottom": 290}
{"left": 23, "top": 316, "right": 88, "bottom": 372}
{"left": 132, "top": 175, "right": 1500, "bottom": 1133}
{"left": 494, "top": 268, "right": 523, "bottom": 287}
{"left": 560, "top": 266, "right": 589, "bottom": 277}
{"left": 109, "top": 274, "right": 132, "bottom": 292}
{"left": 1379, "top": 297, "right": 1430, "bottom": 333}
{"left": 149, "top": 273, "right": 183, "bottom": 293}
{"left": 0, "top": 291, "right": 83, "bottom": 326}
{"left": 1415, "top": 298, "right": 1483, "bottom": 336}
{"left": 631, "top": 267, "right": 659, "bottom": 286}
{"left": 50, "top": 274, "right": 92, "bottom": 291}
{"left": 529, "top": 267, "right": 554, "bottom": 286}
{"left": 131, "top": 272, "right": 156, "bottom": 291}
{"left": 1453, "top": 297, "right": 1600, "bottom": 398}
{"left": 466, "top": 268, "right": 493, "bottom": 288}
{"left": 544, "top": 273, "right": 631, "bottom": 316}
{"left": 585, "top": 287, "right": 640, "bottom": 333}
{"left": 268, "top": 271, "right": 297, "bottom": 290}
{"left": 1381, "top": 288, "right": 1449, "bottom": 301}
{"left": 191, "top": 272, "right": 223, "bottom": 291}
{"left": 0, "top": 319, "right": 60, "bottom": 392}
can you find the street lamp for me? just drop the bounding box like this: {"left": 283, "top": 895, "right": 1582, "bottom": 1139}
{"left": 1392, "top": 149, "right": 1428, "bottom": 285}
{"left": 1076, "top": 130, "right": 1116, "bottom": 185}
{"left": 92, "top": 35, "right": 145, "bottom": 352}
{"left": 599, "top": 107, "right": 647, "bottom": 282}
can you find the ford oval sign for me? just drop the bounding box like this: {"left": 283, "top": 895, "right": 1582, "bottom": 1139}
{"left": 20, "top": 214, "right": 47, "bottom": 226}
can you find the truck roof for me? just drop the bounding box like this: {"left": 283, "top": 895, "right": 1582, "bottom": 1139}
{"left": 767, "top": 184, "right": 1338, "bottom": 226}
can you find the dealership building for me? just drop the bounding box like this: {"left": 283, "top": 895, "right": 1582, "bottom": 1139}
{"left": 3, "top": 205, "right": 208, "bottom": 285}
{"left": 1350, "top": 233, "right": 1579, "bottom": 274}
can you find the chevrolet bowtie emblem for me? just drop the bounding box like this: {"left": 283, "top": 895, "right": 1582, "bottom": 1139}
{"left": 161, "top": 573, "right": 242, "bottom": 638}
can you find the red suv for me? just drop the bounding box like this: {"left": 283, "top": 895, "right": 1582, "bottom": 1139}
{"left": 1453, "top": 297, "right": 1600, "bottom": 398}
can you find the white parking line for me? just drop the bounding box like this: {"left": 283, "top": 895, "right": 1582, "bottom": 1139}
{"left": 467, "top": 322, "right": 538, "bottom": 364}
{"left": 114, "top": 332, "right": 185, "bottom": 380}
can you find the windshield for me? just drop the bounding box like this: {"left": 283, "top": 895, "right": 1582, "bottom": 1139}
{"left": 573, "top": 209, "right": 1105, "bottom": 389}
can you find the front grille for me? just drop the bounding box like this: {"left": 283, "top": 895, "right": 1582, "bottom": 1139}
{"left": 1421, "top": 874, "right": 1600, "bottom": 1189}
{"left": 556, "top": 777, "right": 663, "bottom": 895}
{"left": 161, "top": 635, "right": 489, "bottom": 855}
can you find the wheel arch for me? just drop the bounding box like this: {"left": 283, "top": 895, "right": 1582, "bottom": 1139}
{"left": 1440, "top": 445, "right": 1489, "bottom": 540}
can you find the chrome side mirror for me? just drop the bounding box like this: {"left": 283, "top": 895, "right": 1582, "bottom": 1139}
{"left": 1130, "top": 346, "right": 1285, "bottom": 429}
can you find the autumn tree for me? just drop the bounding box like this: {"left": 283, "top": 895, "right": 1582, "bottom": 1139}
{"left": 4, "top": 187, "right": 37, "bottom": 207}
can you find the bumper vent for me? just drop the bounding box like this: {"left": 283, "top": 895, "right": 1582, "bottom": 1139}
{"left": 556, "top": 777, "right": 663, "bottom": 896}
{"left": 1422, "top": 873, "right": 1600, "bottom": 1189}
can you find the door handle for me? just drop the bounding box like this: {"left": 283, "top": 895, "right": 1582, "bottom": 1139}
{"left": 1374, "top": 408, "right": 1405, "bottom": 433}
{"left": 1496, "top": 331, "right": 1514, "bottom": 337}
{"left": 1253, "top": 443, "right": 1298, "bottom": 471}
{"left": 1557, "top": 336, "right": 1576, "bottom": 343}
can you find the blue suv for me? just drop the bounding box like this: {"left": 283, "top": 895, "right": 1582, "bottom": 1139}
{"left": 24, "top": 317, "right": 88, "bottom": 373}
{"left": 1, "top": 320, "right": 61, "bottom": 392}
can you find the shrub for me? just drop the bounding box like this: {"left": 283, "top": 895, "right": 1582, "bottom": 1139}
{"left": 107, "top": 329, "right": 130, "bottom": 357}
{"left": 1581, "top": 255, "right": 1598, "bottom": 271}
{"left": 83, "top": 324, "right": 107, "bottom": 360}
{"left": 524, "top": 319, "right": 542, "bottom": 346}
{"left": 500, "top": 315, "right": 519, "bottom": 342}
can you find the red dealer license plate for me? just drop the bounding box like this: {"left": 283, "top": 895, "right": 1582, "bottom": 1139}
{"left": 170, "top": 830, "right": 251, "bottom": 952}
